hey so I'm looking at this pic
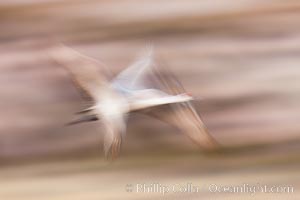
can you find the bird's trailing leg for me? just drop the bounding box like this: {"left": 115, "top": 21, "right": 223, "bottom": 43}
{"left": 66, "top": 115, "right": 98, "bottom": 126}
{"left": 75, "top": 106, "right": 95, "bottom": 115}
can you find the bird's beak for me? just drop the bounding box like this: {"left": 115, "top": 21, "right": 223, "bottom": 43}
{"left": 186, "top": 93, "right": 203, "bottom": 101}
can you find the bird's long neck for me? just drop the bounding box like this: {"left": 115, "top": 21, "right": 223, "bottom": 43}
{"left": 130, "top": 94, "right": 193, "bottom": 111}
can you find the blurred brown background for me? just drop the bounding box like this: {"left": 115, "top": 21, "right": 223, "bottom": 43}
{"left": 0, "top": 0, "right": 300, "bottom": 199}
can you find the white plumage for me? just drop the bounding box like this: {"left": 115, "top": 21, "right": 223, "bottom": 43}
{"left": 51, "top": 45, "right": 218, "bottom": 159}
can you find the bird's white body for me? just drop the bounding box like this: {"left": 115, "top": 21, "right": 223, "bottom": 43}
{"left": 95, "top": 90, "right": 129, "bottom": 117}
{"left": 95, "top": 88, "right": 192, "bottom": 119}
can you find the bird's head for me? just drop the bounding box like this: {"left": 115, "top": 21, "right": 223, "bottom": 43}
{"left": 185, "top": 92, "right": 193, "bottom": 97}
{"left": 183, "top": 92, "right": 203, "bottom": 101}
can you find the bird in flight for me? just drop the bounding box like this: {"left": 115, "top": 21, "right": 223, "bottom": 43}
{"left": 51, "top": 45, "right": 218, "bottom": 159}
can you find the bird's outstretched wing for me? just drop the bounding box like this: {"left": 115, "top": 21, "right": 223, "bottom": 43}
{"left": 147, "top": 67, "right": 218, "bottom": 150}
{"left": 112, "top": 46, "right": 186, "bottom": 95}
{"left": 51, "top": 45, "right": 125, "bottom": 159}
{"left": 51, "top": 44, "right": 109, "bottom": 101}
{"left": 112, "top": 46, "right": 165, "bottom": 91}
{"left": 143, "top": 103, "right": 218, "bottom": 151}
{"left": 119, "top": 47, "right": 218, "bottom": 150}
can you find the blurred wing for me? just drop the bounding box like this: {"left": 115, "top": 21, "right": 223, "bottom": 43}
{"left": 136, "top": 58, "right": 218, "bottom": 150}
{"left": 112, "top": 46, "right": 157, "bottom": 90}
{"left": 112, "top": 46, "right": 184, "bottom": 95}
{"left": 143, "top": 103, "right": 218, "bottom": 150}
{"left": 51, "top": 45, "right": 109, "bottom": 101}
